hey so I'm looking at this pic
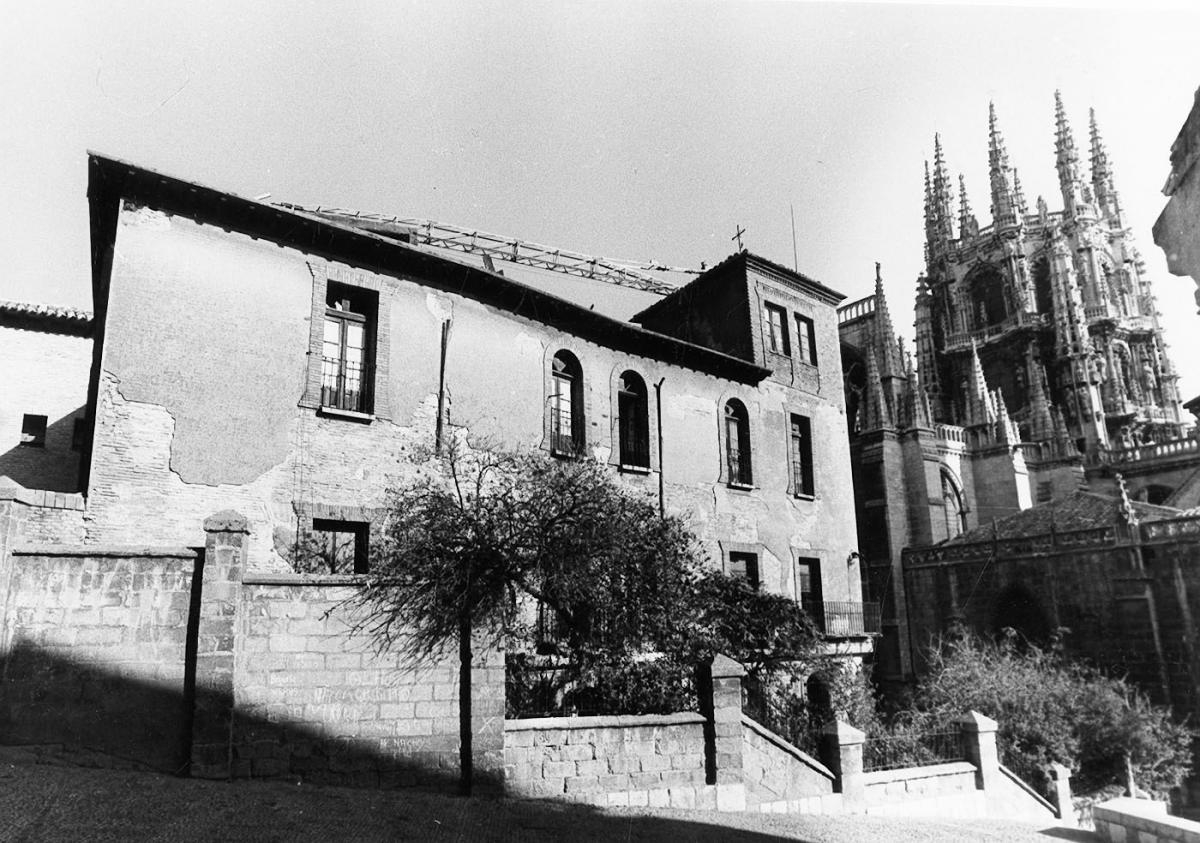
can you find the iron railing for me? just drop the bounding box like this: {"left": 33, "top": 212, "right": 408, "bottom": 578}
{"left": 803, "top": 601, "right": 882, "bottom": 637}
{"left": 863, "top": 728, "right": 965, "bottom": 772}
{"left": 321, "top": 355, "right": 366, "bottom": 412}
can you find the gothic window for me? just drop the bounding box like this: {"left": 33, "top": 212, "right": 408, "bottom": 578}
{"left": 967, "top": 265, "right": 1008, "bottom": 328}
{"left": 550, "top": 350, "right": 585, "bottom": 456}
{"left": 1032, "top": 257, "right": 1054, "bottom": 316}
{"left": 617, "top": 370, "right": 650, "bottom": 469}
{"left": 941, "top": 471, "right": 965, "bottom": 539}
{"left": 724, "top": 399, "right": 752, "bottom": 486}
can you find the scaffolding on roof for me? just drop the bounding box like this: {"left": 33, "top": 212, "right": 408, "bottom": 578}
{"left": 275, "top": 203, "right": 694, "bottom": 295}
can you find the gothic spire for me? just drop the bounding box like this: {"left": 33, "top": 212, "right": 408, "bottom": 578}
{"left": 958, "top": 174, "right": 978, "bottom": 239}
{"left": 1055, "top": 90, "right": 1085, "bottom": 217}
{"left": 873, "top": 263, "right": 903, "bottom": 379}
{"left": 988, "top": 101, "right": 1019, "bottom": 228}
{"left": 931, "top": 134, "right": 955, "bottom": 243}
{"left": 1089, "top": 107, "right": 1120, "bottom": 220}
{"left": 1026, "top": 354, "right": 1055, "bottom": 442}
{"left": 993, "top": 388, "right": 1021, "bottom": 444}
{"left": 861, "top": 347, "right": 894, "bottom": 431}
{"left": 965, "top": 341, "right": 997, "bottom": 427}
{"left": 1012, "top": 168, "right": 1028, "bottom": 218}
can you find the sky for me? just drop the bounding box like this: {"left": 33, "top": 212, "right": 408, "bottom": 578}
{"left": 3, "top": 1, "right": 1199, "bottom": 396}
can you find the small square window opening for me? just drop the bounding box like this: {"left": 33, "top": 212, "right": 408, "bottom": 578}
{"left": 20, "top": 414, "right": 47, "bottom": 448}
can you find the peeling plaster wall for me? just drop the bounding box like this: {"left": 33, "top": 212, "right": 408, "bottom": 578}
{"left": 85, "top": 208, "right": 860, "bottom": 606}
{"left": 102, "top": 206, "right": 310, "bottom": 486}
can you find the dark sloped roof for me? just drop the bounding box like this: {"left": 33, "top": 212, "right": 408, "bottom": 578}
{"left": 943, "top": 491, "right": 1181, "bottom": 546}
{"left": 631, "top": 251, "right": 845, "bottom": 325}
{"left": 86, "top": 153, "right": 770, "bottom": 385}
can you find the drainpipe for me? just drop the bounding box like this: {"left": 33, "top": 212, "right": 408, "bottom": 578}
{"left": 435, "top": 319, "right": 450, "bottom": 454}
{"left": 654, "top": 377, "right": 666, "bottom": 518}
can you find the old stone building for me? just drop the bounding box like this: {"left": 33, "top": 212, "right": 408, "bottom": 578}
{"left": 0, "top": 153, "right": 876, "bottom": 786}
{"left": 840, "top": 93, "right": 1199, "bottom": 683}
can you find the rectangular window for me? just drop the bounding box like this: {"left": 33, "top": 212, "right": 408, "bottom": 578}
{"left": 20, "top": 414, "right": 47, "bottom": 448}
{"left": 304, "top": 518, "right": 369, "bottom": 574}
{"left": 795, "top": 314, "right": 817, "bottom": 366}
{"left": 790, "top": 414, "right": 815, "bottom": 497}
{"left": 321, "top": 283, "right": 376, "bottom": 414}
{"left": 765, "top": 303, "right": 791, "bottom": 356}
{"left": 728, "top": 551, "right": 760, "bottom": 590}
{"left": 796, "top": 557, "right": 823, "bottom": 623}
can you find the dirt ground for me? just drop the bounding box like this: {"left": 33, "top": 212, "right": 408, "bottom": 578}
{"left": 0, "top": 751, "right": 1094, "bottom": 843}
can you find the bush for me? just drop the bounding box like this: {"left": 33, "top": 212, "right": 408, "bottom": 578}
{"left": 900, "top": 627, "right": 1193, "bottom": 797}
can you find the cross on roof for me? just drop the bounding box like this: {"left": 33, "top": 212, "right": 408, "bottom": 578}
{"left": 732, "top": 224, "right": 746, "bottom": 252}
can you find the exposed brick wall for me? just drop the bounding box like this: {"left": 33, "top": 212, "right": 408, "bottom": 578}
{"left": 740, "top": 714, "right": 837, "bottom": 812}
{"left": 234, "top": 575, "right": 504, "bottom": 788}
{"left": 0, "top": 545, "right": 199, "bottom": 772}
{"left": 504, "top": 714, "right": 713, "bottom": 808}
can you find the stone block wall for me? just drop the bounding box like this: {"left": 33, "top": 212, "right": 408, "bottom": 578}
{"left": 861, "top": 763, "right": 982, "bottom": 817}
{"left": 0, "top": 544, "right": 199, "bottom": 772}
{"left": 740, "top": 714, "right": 838, "bottom": 813}
{"left": 504, "top": 713, "right": 712, "bottom": 808}
{"left": 233, "top": 573, "right": 503, "bottom": 789}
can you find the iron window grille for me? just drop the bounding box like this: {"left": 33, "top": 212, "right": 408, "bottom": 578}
{"left": 617, "top": 371, "right": 651, "bottom": 469}
{"left": 725, "top": 400, "right": 753, "bottom": 486}
{"left": 551, "top": 351, "right": 585, "bottom": 456}
{"left": 321, "top": 289, "right": 372, "bottom": 413}
{"left": 791, "top": 414, "right": 815, "bottom": 497}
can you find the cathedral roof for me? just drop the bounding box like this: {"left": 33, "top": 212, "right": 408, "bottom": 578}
{"left": 941, "top": 491, "right": 1180, "bottom": 547}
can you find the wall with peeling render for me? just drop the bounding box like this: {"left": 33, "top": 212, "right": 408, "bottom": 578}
{"left": 84, "top": 202, "right": 860, "bottom": 607}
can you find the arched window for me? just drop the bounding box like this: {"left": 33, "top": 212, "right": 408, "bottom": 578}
{"left": 550, "top": 351, "right": 584, "bottom": 456}
{"left": 1032, "top": 257, "right": 1054, "bottom": 317}
{"left": 617, "top": 371, "right": 650, "bottom": 469}
{"left": 967, "top": 265, "right": 1009, "bottom": 328}
{"left": 724, "top": 399, "right": 752, "bottom": 486}
{"left": 941, "top": 471, "right": 965, "bottom": 539}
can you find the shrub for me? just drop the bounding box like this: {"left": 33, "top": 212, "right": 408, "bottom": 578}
{"left": 901, "top": 627, "right": 1193, "bottom": 797}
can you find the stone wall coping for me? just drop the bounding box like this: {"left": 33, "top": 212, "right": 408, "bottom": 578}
{"left": 998, "top": 764, "right": 1057, "bottom": 814}
{"left": 740, "top": 713, "right": 834, "bottom": 780}
{"left": 10, "top": 543, "right": 196, "bottom": 559}
{"left": 1093, "top": 797, "right": 1200, "bottom": 839}
{"left": 504, "top": 712, "right": 705, "bottom": 732}
{"left": 861, "top": 761, "right": 976, "bottom": 785}
{"left": 0, "top": 489, "right": 87, "bottom": 510}
{"left": 242, "top": 573, "right": 366, "bottom": 586}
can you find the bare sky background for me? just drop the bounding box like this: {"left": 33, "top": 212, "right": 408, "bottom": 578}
{"left": 3, "top": 1, "right": 1199, "bottom": 396}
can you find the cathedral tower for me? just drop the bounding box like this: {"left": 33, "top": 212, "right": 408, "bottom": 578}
{"left": 917, "top": 93, "right": 1185, "bottom": 459}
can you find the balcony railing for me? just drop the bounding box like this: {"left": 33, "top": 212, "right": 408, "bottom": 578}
{"left": 802, "top": 600, "right": 881, "bottom": 637}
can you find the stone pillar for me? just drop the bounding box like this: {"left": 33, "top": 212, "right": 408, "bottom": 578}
{"left": 821, "top": 720, "right": 866, "bottom": 809}
{"left": 957, "top": 710, "right": 1000, "bottom": 793}
{"left": 190, "top": 510, "right": 246, "bottom": 779}
{"left": 709, "top": 654, "right": 747, "bottom": 812}
{"left": 1049, "top": 762, "right": 1075, "bottom": 824}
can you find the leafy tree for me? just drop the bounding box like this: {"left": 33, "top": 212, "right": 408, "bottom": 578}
{"left": 348, "top": 440, "right": 703, "bottom": 793}
{"left": 894, "top": 627, "right": 1193, "bottom": 798}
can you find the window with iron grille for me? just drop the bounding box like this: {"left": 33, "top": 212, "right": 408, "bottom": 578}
{"left": 728, "top": 551, "right": 760, "bottom": 590}
{"left": 550, "top": 350, "right": 584, "bottom": 456}
{"left": 321, "top": 282, "right": 376, "bottom": 413}
{"left": 617, "top": 370, "right": 650, "bottom": 469}
{"left": 724, "top": 399, "right": 752, "bottom": 486}
{"left": 795, "top": 314, "right": 818, "bottom": 366}
{"left": 796, "top": 557, "right": 823, "bottom": 625}
{"left": 765, "top": 302, "right": 791, "bottom": 356}
{"left": 790, "top": 413, "right": 814, "bottom": 497}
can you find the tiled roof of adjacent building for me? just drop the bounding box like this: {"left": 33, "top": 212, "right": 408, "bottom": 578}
{"left": 943, "top": 490, "right": 1181, "bottom": 547}
{"left": 0, "top": 300, "right": 93, "bottom": 336}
